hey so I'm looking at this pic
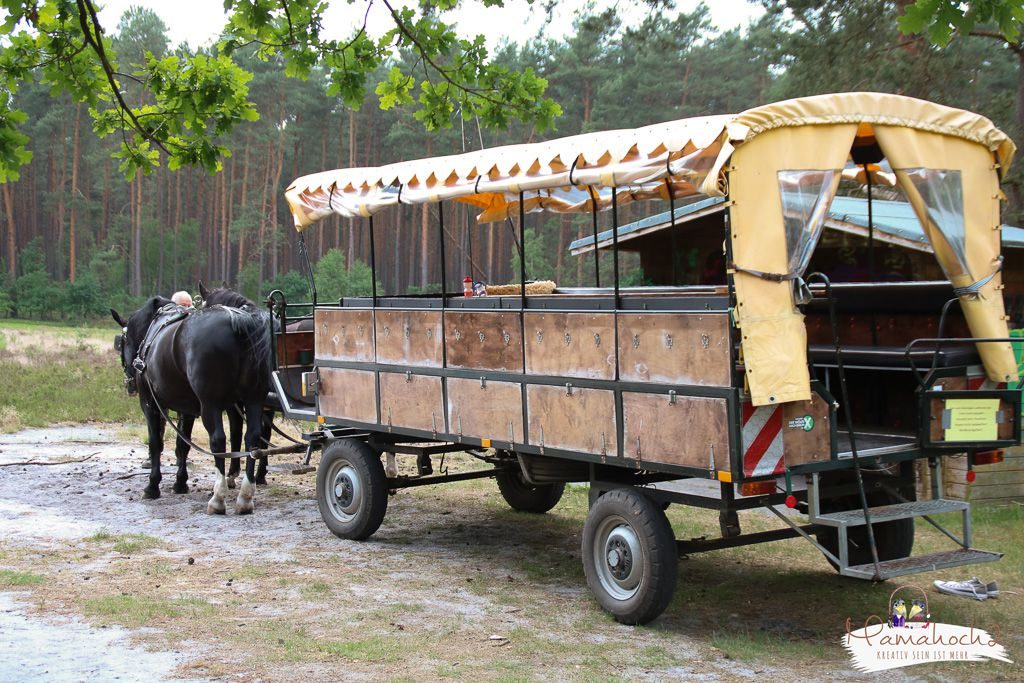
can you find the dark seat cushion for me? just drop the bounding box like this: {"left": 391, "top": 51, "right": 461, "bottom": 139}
{"left": 808, "top": 344, "right": 980, "bottom": 368}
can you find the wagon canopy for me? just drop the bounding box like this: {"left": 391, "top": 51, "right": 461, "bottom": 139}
{"left": 285, "top": 92, "right": 1014, "bottom": 228}
{"left": 284, "top": 92, "right": 1019, "bottom": 405}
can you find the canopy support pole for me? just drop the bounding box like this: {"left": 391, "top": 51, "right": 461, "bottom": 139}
{"left": 667, "top": 181, "right": 678, "bottom": 284}
{"left": 865, "top": 163, "right": 878, "bottom": 347}
{"left": 368, "top": 216, "right": 377, "bottom": 307}
{"left": 589, "top": 188, "right": 601, "bottom": 287}
{"left": 297, "top": 231, "right": 316, "bottom": 307}
{"left": 438, "top": 203, "right": 447, "bottom": 304}
{"left": 611, "top": 188, "right": 621, "bottom": 310}
{"left": 518, "top": 192, "right": 527, "bottom": 311}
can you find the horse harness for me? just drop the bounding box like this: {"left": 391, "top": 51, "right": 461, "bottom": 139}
{"left": 116, "top": 303, "right": 191, "bottom": 396}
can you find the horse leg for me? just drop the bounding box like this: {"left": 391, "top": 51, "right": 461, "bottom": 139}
{"left": 226, "top": 404, "right": 243, "bottom": 489}
{"left": 173, "top": 414, "right": 194, "bottom": 494}
{"left": 142, "top": 404, "right": 165, "bottom": 500}
{"left": 203, "top": 409, "right": 228, "bottom": 515}
{"left": 235, "top": 401, "right": 263, "bottom": 515}
{"left": 255, "top": 408, "right": 272, "bottom": 486}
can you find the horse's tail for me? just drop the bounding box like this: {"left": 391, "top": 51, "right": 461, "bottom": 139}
{"left": 226, "top": 308, "right": 274, "bottom": 384}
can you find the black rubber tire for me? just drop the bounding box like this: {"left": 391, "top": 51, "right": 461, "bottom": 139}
{"left": 581, "top": 488, "right": 678, "bottom": 625}
{"left": 316, "top": 439, "right": 388, "bottom": 541}
{"left": 495, "top": 469, "right": 565, "bottom": 513}
{"left": 816, "top": 489, "right": 915, "bottom": 571}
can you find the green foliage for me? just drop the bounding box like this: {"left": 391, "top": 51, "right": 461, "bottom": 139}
{"left": 898, "top": 0, "right": 1024, "bottom": 45}
{"left": 313, "top": 250, "right": 377, "bottom": 302}
{"left": 0, "top": 0, "right": 561, "bottom": 179}
{"left": 510, "top": 228, "right": 556, "bottom": 282}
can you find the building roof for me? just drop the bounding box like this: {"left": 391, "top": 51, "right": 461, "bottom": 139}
{"left": 568, "top": 196, "right": 1024, "bottom": 254}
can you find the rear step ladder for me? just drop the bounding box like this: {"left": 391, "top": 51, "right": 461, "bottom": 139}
{"left": 806, "top": 468, "right": 1002, "bottom": 580}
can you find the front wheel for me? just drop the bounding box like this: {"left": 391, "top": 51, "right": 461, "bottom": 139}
{"left": 582, "top": 488, "right": 678, "bottom": 625}
{"left": 316, "top": 439, "right": 388, "bottom": 541}
{"left": 495, "top": 469, "right": 565, "bottom": 513}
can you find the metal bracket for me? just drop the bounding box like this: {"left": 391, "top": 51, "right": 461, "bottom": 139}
{"left": 565, "top": 383, "right": 574, "bottom": 396}
{"left": 668, "top": 390, "right": 677, "bottom": 405}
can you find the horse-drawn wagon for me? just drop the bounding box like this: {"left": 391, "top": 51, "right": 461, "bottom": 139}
{"left": 270, "top": 92, "right": 1022, "bottom": 624}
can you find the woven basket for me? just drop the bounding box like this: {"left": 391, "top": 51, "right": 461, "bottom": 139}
{"left": 484, "top": 280, "right": 556, "bottom": 296}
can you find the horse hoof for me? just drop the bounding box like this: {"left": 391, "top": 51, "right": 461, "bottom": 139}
{"left": 143, "top": 487, "right": 160, "bottom": 500}
{"left": 227, "top": 477, "right": 237, "bottom": 490}
{"left": 234, "top": 503, "right": 254, "bottom": 515}
{"left": 173, "top": 483, "right": 189, "bottom": 494}
{"left": 255, "top": 476, "right": 267, "bottom": 486}
{"left": 207, "top": 501, "right": 226, "bottom": 515}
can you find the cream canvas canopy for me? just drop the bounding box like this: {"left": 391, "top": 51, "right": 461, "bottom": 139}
{"left": 285, "top": 92, "right": 1019, "bottom": 405}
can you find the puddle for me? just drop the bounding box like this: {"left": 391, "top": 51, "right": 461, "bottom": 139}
{"left": 0, "top": 426, "right": 120, "bottom": 446}
{"left": 0, "top": 593, "right": 199, "bottom": 682}
{"left": 0, "top": 500, "right": 102, "bottom": 541}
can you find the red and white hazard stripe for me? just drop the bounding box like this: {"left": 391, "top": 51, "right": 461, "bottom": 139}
{"left": 741, "top": 402, "right": 785, "bottom": 478}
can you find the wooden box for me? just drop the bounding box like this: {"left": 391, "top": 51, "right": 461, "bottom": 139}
{"left": 379, "top": 371, "right": 445, "bottom": 434}
{"left": 317, "top": 367, "right": 377, "bottom": 424}
{"left": 315, "top": 309, "right": 375, "bottom": 363}
{"left": 445, "top": 311, "right": 523, "bottom": 372}
{"left": 375, "top": 309, "right": 443, "bottom": 368}
{"left": 622, "top": 392, "right": 728, "bottom": 469}
{"left": 618, "top": 313, "right": 731, "bottom": 386}
{"left": 447, "top": 377, "right": 524, "bottom": 444}
{"left": 524, "top": 312, "right": 616, "bottom": 380}
{"left": 526, "top": 384, "right": 617, "bottom": 456}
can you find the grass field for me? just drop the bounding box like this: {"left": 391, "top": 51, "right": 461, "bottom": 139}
{"left": 0, "top": 320, "right": 138, "bottom": 431}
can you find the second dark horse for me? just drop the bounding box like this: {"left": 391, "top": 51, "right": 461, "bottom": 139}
{"left": 111, "top": 296, "right": 273, "bottom": 514}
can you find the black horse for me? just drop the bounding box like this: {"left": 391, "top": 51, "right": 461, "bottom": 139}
{"left": 198, "top": 282, "right": 275, "bottom": 487}
{"left": 111, "top": 296, "right": 272, "bottom": 514}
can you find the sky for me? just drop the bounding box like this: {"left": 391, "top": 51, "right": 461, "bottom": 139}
{"left": 96, "top": 0, "right": 765, "bottom": 51}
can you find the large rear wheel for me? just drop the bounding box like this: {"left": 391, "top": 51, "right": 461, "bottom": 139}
{"left": 582, "top": 488, "right": 678, "bottom": 625}
{"left": 316, "top": 439, "right": 388, "bottom": 541}
{"left": 816, "top": 489, "right": 914, "bottom": 571}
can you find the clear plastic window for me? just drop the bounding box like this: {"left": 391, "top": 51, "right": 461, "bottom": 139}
{"left": 777, "top": 169, "right": 839, "bottom": 276}
{"left": 899, "top": 168, "right": 968, "bottom": 279}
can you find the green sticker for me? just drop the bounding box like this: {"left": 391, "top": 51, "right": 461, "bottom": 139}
{"left": 802, "top": 415, "right": 814, "bottom": 431}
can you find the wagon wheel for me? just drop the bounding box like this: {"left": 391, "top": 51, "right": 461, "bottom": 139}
{"left": 495, "top": 468, "right": 565, "bottom": 514}
{"left": 316, "top": 439, "right": 388, "bottom": 541}
{"left": 816, "top": 488, "right": 915, "bottom": 571}
{"left": 582, "top": 488, "right": 678, "bottom": 625}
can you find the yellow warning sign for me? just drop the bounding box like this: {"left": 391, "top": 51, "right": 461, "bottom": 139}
{"left": 945, "top": 398, "right": 999, "bottom": 441}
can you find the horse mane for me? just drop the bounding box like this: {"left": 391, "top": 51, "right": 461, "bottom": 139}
{"left": 203, "top": 286, "right": 256, "bottom": 310}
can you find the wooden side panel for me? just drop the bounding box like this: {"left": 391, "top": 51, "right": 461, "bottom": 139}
{"left": 317, "top": 367, "right": 377, "bottom": 424}
{"left": 527, "top": 384, "right": 617, "bottom": 456}
{"left": 445, "top": 311, "right": 523, "bottom": 372}
{"left": 782, "top": 393, "right": 832, "bottom": 466}
{"left": 524, "top": 312, "right": 616, "bottom": 380}
{"left": 375, "top": 310, "right": 443, "bottom": 368}
{"left": 315, "top": 309, "right": 375, "bottom": 362}
{"left": 618, "top": 313, "right": 731, "bottom": 386}
{"left": 447, "top": 377, "right": 524, "bottom": 443}
{"left": 622, "top": 392, "right": 728, "bottom": 468}
{"left": 379, "top": 372, "right": 445, "bottom": 433}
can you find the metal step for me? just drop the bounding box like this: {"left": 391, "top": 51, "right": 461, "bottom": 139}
{"left": 842, "top": 549, "right": 1003, "bottom": 580}
{"left": 812, "top": 498, "right": 968, "bottom": 527}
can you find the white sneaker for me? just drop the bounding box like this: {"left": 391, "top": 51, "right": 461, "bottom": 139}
{"left": 933, "top": 577, "right": 998, "bottom": 600}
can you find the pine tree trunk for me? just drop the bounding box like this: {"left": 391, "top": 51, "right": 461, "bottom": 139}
{"left": 133, "top": 174, "right": 142, "bottom": 296}
{"left": 270, "top": 106, "right": 286, "bottom": 279}
{"left": 237, "top": 137, "right": 251, "bottom": 276}
{"left": 3, "top": 183, "right": 15, "bottom": 278}
{"left": 68, "top": 103, "right": 81, "bottom": 282}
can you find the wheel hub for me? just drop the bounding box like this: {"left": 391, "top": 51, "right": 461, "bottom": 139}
{"left": 327, "top": 463, "right": 362, "bottom": 522}
{"left": 593, "top": 518, "right": 644, "bottom": 600}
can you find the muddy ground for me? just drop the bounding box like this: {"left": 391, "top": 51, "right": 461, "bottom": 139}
{"left": 0, "top": 426, "right": 996, "bottom": 682}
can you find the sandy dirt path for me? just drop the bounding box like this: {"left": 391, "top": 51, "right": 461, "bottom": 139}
{"left": 0, "top": 427, "right": 880, "bottom": 682}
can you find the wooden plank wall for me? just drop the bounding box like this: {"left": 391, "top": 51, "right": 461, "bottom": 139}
{"left": 314, "top": 305, "right": 737, "bottom": 469}
{"left": 941, "top": 447, "right": 1024, "bottom": 501}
